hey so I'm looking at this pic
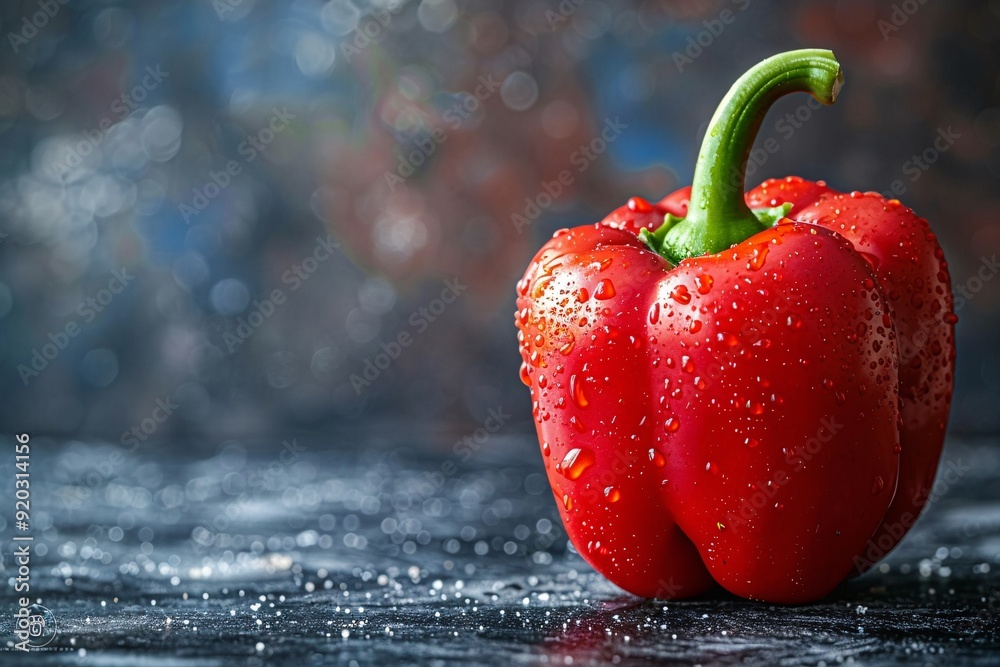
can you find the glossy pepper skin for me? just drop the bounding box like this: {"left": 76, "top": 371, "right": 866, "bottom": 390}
{"left": 515, "top": 50, "right": 955, "bottom": 603}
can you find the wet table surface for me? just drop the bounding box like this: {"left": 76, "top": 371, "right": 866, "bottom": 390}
{"left": 1, "top": 432, "right": 998, "bottom": 666}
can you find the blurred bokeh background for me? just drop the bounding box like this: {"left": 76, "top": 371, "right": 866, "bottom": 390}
{"left": 1, "top": 0, "right": 998, "bottom": 444}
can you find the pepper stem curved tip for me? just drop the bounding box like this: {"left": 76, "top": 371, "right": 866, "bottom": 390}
{"left": 646, "top": 49, "right": 843, "bottom": 263}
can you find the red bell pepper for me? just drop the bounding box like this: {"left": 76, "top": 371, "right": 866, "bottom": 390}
{"left": 515, "top": 49, "right": 955, "bottom": 603}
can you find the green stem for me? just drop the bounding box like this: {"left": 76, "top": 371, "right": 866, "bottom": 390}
{"left": 642, "top": 49, "right": 843, "bottom": 263}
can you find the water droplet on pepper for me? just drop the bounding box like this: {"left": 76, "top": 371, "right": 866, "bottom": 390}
{"left": 558, "top": 335, "right": 575, "bottom": 355}
{"left": 556, "top": 447, "right": 595, "bottom": 480}
{"left": 595, "top": 279, "right": 616, "bottom": 300}
{"left": 670, "top": 285, "right": 691, "bottom": 305}
{"left": 747, "top": 245, "right": 769, "bottom": 271}
{"left": 627, "top": 196, "right": 652, "bottom": 213}
{"left": 570, "top": 374, "right": 589, "bottom": 408}
{"left": 871, "top": 475, "right": 885, "bottom": 495}
{"left": 648, "top": 302, "right": 660, "bottom": 324}
{"left": 719, "top": 332, "right": 739, "bottom": 347}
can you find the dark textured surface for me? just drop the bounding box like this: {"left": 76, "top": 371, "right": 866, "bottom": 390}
{"left": 1, "top": 434, "right": 999, "bottom": 665}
